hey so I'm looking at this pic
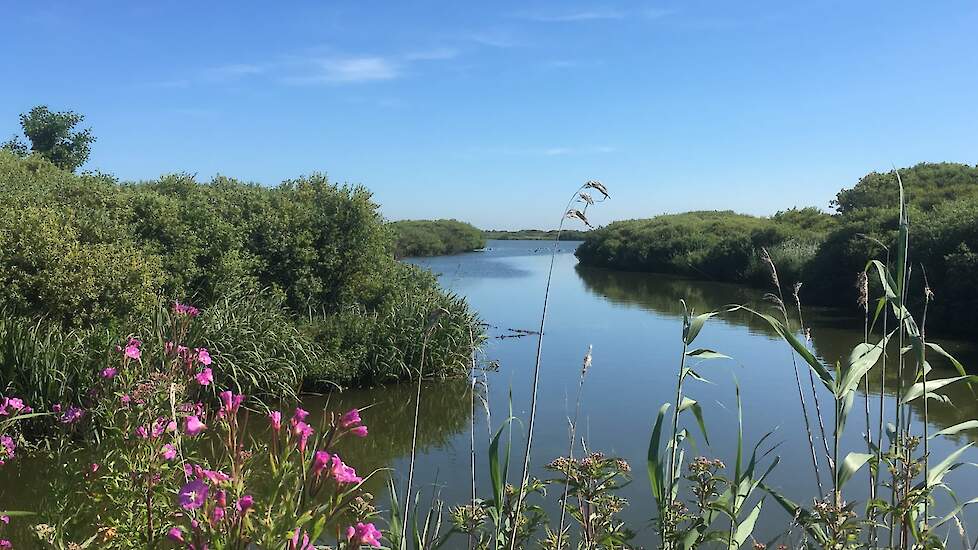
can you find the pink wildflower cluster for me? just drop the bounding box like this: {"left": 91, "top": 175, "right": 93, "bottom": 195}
{"left": 135, "top": 417, "right": 177, "bottom": 439}
{"left": 169, "top": 464, "right": 254, "bottom": 545}
{"left": 0, "top": 397, "right": 31, "bottom": 416}
{"left": 312, "top": 451, "right": 363, "bottom": 485}
{"left": 52, "top": 403, "right": 84, "bottom": 425}
{"left": 346, "top": 522, "right": 382, "bottom": 547}
{"left": 115, "top": 337, "right": 142, "bottom": 361}
{"left": 173, "top": 301, "right": 200, "bottom": 318}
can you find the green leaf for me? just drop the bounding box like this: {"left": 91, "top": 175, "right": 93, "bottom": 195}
{"left": 838, "top": 452, "right": 873, "bottom": 489}
{"left": 930, "top": 420, "right": 978, "bottom": 440}
{"left": 679, "top": 397, "right": 710, "bottom": 446}
{"left": 730, "top": 500, "right": 763, "bottom": 549}
{"left": 758, "top": 483, "right": 828, "bottom": 545}
{"left": 726, "top": 305, "right": 835, "bottom": 392}
{"left": 648, "top": 403, "right": 671, "bottom": 510}
{"left": 836, "top": 335, "right": 888, "bottom": 398}
{"left": 927, "top": 342, "right": 976, "bottom": 397}
{"left": 901, "top": 376, "right": 978, "bottom": 404}
{"left": 684, "top": 311, "right": 719, "bottom": 345}
{"left": 927, "top": 443, "right": 973, "bottom": 488}
{"left": 686, "top": 348, "right": 730, "bottom": 360}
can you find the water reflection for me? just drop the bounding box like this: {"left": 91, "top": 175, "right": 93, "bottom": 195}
{"left": 575, "top": 264, "right": 978, "bottom": 442}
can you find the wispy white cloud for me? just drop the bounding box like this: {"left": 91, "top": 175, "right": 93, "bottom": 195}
{"left": 463, "top": 28, "right": 521, "bottom": 48}
{"left": 515, "top": 9, "right": 625, "bottom": 22}
{"left": 290, "top": 56, "right": 401, "bottom": 84}
{"left": 193, "top": 45, "right": 460, "bottom": 87}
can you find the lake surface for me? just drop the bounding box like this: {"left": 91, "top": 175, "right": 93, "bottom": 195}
{"left": 5, "top": 239, "right": 978, "bottom": 545}
{"left": 396, "top": 239, "right": 978, "bottom": 545}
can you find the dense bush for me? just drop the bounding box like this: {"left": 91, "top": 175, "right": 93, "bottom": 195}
{"left": 575, "top": 209, "right": 832, "bottom": 285}
{"left": 0, "top": 152, "right": 481, "bottom": 403}
{"left": 390, "top": 219, "right": 485, "bottom": 257}
{"left": 577, "top": 162, "right": 978, "bottom": 334}
{"left": 483, "top": 228, "right": 591, "bottom": 241}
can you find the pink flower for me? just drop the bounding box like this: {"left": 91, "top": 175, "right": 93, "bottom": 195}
{"left": 269, "top": 411, "right": 282, "bottom": 432}
{"left": 122, "top": 338, "right": 141, "bottom": 360}
{"left": 195, "top": 368, "right": 213, "bottom": 386}
{"left": 339, "top": 408, "right": 362, "bottom": 429}
{"left": 219, "top": 391, "right": 244, "bottom": 416}
{"left": 121, "top": 394, "right": 131, "bottom": 406}
{"left": 178, "top": 479, "right": 209, "bottom": 510}
{"left": 90, "top": 463, "right": 100, "bottom": 473}
{"left": 0, "top": 515, "right": 8, "bottom": 524}
{"left": 0, "top": 540, "right": 10, "bottom": 549}
{"left": 211, "top": 506, "right": 225, "bottom": 524}
{"left": 350, "top": 425, "right": 368, "bottom": 438}
{"left": 312, "top": 451, "right": 331, "bottom": 476}
{"left": 172, "top": 301, "right": 200, "bottom": 317}
{"left": 292, "top": 421, "right": 314, "bottom": 453}
{"left": 346, "top": 522, "right": 382, "bottom": 547}
{"left": 58, "top": 406, "right": 84, "bottom": 424}
{"left": 293, "top": 407, "right": 309, "bottom": 423}
{"left": 197, "top": 468, "right": 230, "bottom": 484}
{"left": 195, "top": 348, "right": 212, "bottom": 365}
{"left": 161, "top": 444, "right": 177, "bottom": 461}
{"left": 184, "top": 415, "right": 206, "bottom": 436}
{"left": 290, "top": 530, "right": 313, "bottom": 550}
{"left": 167, "top": 527, "right": 185, "bottom": 543}
{"left": 135, "top": 425, "right": 149, "bottom": 438}
{"left": 0, "top": 397, "right": 26, "bottom": 416}
{"left": 216, "top": 489, "right": 227, "bottom": 508}
{"left": 236, "top": 494, "right": 254, "bottom": 513}
{"left": 100, "top": 367, "right": 117, "bottom": 379}
{"left": 330, "top": 454, "right": 362, "bottom": 484}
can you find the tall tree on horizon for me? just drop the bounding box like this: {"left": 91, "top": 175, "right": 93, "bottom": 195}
{"left": 2, "top": 105, "right": 95, "bottom": 172}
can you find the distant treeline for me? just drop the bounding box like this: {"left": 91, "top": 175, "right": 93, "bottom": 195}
{"left": 483, "top": 229, "right": 590, "bottom": 241}
{"left": 391, "top": 219, "right": 486, "bottom": 257}
{"left": 576, "top": 162, "right": 978, "bottom": 334}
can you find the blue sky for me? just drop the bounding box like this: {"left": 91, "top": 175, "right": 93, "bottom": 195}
{"left": 2, "top": 1, "right": 976, "bottom": 229}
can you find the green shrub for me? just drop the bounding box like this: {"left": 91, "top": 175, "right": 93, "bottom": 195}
{"left": 0, "top": 152, "right": 482, "bottom": 398}
{"left": 391, "top": 219, "right": 485, "bottom": 257}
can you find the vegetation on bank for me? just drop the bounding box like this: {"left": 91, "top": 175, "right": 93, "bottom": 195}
{"left": 390, "top": 219, "right": 485, "bottom": 257}
{"left": 577, "top": 162, "right": 978, "bottom": 333}
{"left": 483, "top": 228, "right": 591, "bottom": 241}
{"left": 0, "top": 149, "right": 481, "bottom": 410}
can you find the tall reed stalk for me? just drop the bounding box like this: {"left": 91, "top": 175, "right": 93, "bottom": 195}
{"left": 509, "top": 180, "right": 608, "bottom": 550}
{"left": 556, "top": 345, "right": 592, "bottom": 545}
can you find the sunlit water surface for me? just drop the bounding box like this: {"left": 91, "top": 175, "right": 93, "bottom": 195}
{"left": 5, "top": 240, "right": 978, "bottom": 546}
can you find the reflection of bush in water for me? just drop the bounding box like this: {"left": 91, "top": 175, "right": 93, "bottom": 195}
{"left": 575, "top": 264, "right": 978, "bottom": 442}
{"left": 575, "top": 265, "right": 782, "bottom": 337}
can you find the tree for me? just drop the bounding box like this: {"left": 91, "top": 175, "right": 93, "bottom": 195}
{"left": 2, "top": 105, "right": 95, "bottom": 171}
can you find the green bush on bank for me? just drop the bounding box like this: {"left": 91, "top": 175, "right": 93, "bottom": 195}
{"left": 482, "top": 228, "right": 591, "bottom": 241}
{"left": 577, "top": 162, "right": 978, "bottom": 333}
{"left": 391, "top": 219, "right": 485, "bottom": 257}
{"left": 0, "top": 151, "right": 481, "bottom": 407}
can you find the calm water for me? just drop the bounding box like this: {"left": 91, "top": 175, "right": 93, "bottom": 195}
{"left": 5, "top": 239, "right": 978, "bottom": 545}
{"left": 397, "top": 240, "right": 978, "bottom": 545}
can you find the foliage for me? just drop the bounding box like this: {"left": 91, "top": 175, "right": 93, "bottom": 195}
{"left": 3, "top": 311, "right": 384, "bottom": 548}
{"left": 1, "top": 106, "right": 95, "bottom": 172}
{"left": 832, "top": 162, "right": 978, "bottom": 214}
{"left": 483, "top": 229, "right": 591, "bottom": 241}
{"left": 576, "top": 210, "right": 831, "bottom": 285}
{"left": 391, "top": 219, "right": 485, "bottom": 258}
{"left": 578, "top": 163, "right": 978, "bottom": 334}
{"left": 0, "top": 151, "right": 482, "bottom": 401}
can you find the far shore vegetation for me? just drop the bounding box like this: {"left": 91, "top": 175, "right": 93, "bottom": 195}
{"left": 576, "top": 162, "right": 978, "bottom": 335}
{"left": 483, "top": 228, "right": 591, "bottom": 241}
{"left": 390, "top": 219, "right": 485, "bottom": 258}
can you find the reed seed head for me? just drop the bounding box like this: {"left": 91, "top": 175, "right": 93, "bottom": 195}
{"left": 566, "top": 209, "right": 593, "bottom": 228}
{"left": 584, "top": 179, "right": 610, "bottom": 199}
{"left": 856, "top": 271, "right": 869, "bottom": 311}
{"left": 581, "top": 345, "right": 592, "bottom": 377}
{"left": 760, "top": 248, "right": 780, "bottom": 290}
